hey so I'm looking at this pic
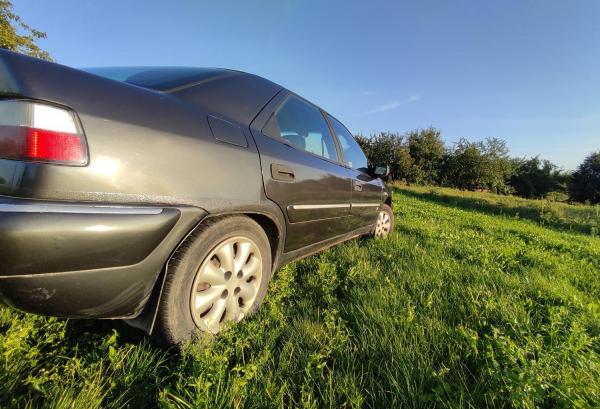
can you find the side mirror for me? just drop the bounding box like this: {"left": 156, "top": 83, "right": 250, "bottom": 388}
{"left": 372, "top": 164, "right": 391, "bottom": 178}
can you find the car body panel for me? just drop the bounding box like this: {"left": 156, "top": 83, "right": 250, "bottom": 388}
{"left": 349, "top": 170, "right": 383, "bottom": 224}
{"left": 249, "top": 132, "right": 353, "bottom": 251}
{"left": 248, "top": 92, "right": 356, "bottom": 251}
{"left": 0, "top": 50, "right": 275, "bottom": 214}
{"left": 0, "top": 200, "right": 206, "bottom": 318}
{"left": 0, "top": 199, "right": 180, "bottom": 275}
{"left": 249, "top": 92, "right": 383, "bottom": 251}
{"left": 322, "top": 114, "right": 383, "bottom": 225}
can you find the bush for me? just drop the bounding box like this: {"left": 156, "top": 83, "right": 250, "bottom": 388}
{"left": 442, "top": 138, "right": 515, "bottom": 194}
{"left": 510, "top": 157, "right": 570, "bottom": 199}
{"left": 570, "top": 151, "right": 600, "bottom": 204}
{"left": 406, "top": 127, "right": 445, "bottom": 184}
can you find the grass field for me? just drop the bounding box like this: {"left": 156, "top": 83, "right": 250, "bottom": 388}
{"left": 393, "top": 184, "right": 600, "bottom": 236}
{"left": 1, "top": 186, "right": 598, "bottom": 408}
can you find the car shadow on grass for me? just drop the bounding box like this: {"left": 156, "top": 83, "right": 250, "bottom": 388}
{"left": 62, "top": 317, "right": 151, "bottom": 349}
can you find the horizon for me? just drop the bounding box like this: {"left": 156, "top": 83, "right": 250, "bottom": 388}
{"left": 14, "top": 0, "right": 599, "bottom": 170}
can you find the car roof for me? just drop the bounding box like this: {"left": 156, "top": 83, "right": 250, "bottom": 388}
{"left": 82, "top": 66, "right": 241, "bottom": 92}
{"left": 84, "top": 66, "right": 285, "bottom": 124}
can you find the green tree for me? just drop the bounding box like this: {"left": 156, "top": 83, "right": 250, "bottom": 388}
{"left": 443, "top": 137, "right": 515, "bottom": 193}
{"left": 406, "top": 127, "right": 445, "bottom": 184}
{"left": 355, "top": 132, "right": 412, "bottom": 181}
{"left": 0, "top": 0, "right": 50, "bottom": 60}
{"left": 480, "top": 138, "right": 515, "bottom": 194}
{"left": 442, "top": 138, "right": 485, "bottom": 190}
{"left": 510, "top": 156, "right": 569, "bottom": 199}
{"left": 570, "top": 151, "right": 600, "bottom": 204}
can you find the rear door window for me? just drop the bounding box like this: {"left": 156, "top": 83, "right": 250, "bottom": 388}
{"left": 263, "top": 96, "right": 339, "bottom": 161}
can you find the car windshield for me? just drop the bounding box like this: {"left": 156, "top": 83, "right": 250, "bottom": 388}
{"left": 82, "top": 66, "right": 231, "bottom": 92}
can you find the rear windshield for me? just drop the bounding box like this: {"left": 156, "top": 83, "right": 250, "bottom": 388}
{"left": 82, "top": 67, "right": 232, "bottom": 92}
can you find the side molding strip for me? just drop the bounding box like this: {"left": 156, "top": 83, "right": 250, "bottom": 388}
{"left": 0, "top": 203, "right": 164, "bottom": 215}
{"left": 289, "top": 203, "right": 380, "bottom": 210}
{"left": 351, "top": 203, "right": 381, "bottom": 208}
{"left": 290, "top": 204, "right": 350, "bottom": 210}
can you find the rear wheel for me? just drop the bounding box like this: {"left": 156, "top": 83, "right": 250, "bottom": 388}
{"left": 373, "top": 204, "right": 394, "bottom": 238}
{"left": 155, "top": 216, "right": 272, "bottom": 346}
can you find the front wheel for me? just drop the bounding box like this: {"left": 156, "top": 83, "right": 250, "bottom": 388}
{"left": 373, "top": 204, "right": 394, "bottom": 238}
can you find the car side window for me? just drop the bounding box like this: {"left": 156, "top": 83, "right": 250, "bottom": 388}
{"left": 263, "top": 96, "right": 339, "bottom": 161}
{"left": 328, "top": 115, "right": 369, "bottom": 173}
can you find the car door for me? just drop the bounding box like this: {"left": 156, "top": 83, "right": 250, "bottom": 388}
{"left": 249, "top": 93, "right": 352, "bottom": 252}
{"left": 326, "top": 114, "right": 383, "bottom": 227}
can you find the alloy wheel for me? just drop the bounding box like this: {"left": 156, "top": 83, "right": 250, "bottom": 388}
{"left": 374, "top": 210, "right": 392, "bottom": 238}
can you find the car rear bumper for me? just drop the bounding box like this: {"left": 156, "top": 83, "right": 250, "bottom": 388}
{"left": 0, "top": 196, "right": 207, "bottom": 318}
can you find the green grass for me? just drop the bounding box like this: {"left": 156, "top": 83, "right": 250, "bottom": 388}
{"left": 1, "top": 187, "right": 599, "bottom": 408}
{"left": 394, "top": 184, "right": 600, "bottom": 236}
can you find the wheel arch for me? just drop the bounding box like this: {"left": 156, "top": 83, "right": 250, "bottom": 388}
{"left": 244, "top": 212, "right": 283, "bottom": 270}
{"left": 125, "top": 207, "right": 286, "bottom": 335}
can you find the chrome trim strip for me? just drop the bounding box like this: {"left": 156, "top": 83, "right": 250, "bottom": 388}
{"left": 0, "top": 203, "right": 164, "bottom": 215}
{"left": 290, "top": 204, "right": 350, "bottom": 210}
{"left": 351, "top": 203, "right": 381, "bottom": 208}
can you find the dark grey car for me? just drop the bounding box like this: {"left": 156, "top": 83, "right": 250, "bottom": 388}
{"left": 0, "top": 50, "right": 393, "bottom": 345}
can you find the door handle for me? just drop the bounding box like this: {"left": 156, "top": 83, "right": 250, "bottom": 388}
{"left": 271, "top": 163, "right": 295, "bottom": 182}
{"left": 353, "top": 180, "right": 363, "bottom": 192}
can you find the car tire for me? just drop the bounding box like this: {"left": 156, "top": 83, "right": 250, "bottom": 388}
{"left": 373, "top": 204, "right": 394, "bottom": 238}
{"left": 154, "top": 215, "right": 272, "bottom": 346}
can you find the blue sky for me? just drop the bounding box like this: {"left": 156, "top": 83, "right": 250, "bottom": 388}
{"left": 14, "top": 0, "right": 600, "bottom": 169}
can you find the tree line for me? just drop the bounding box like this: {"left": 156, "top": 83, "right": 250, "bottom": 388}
{"left": 355, "top": 128, "right": 600, "bottom": 204}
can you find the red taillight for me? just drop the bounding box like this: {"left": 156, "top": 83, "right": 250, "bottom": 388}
{"left": 25, "top": 128, "right": 86, "bottom": 163}
{"left": 0, "top": 100, "right": 88, "bottom": 166}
